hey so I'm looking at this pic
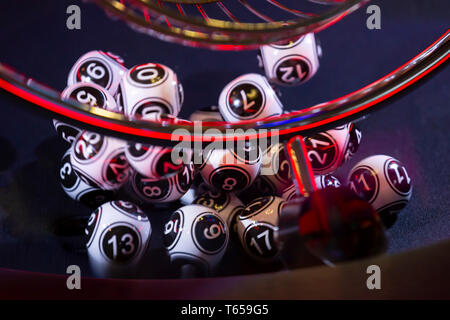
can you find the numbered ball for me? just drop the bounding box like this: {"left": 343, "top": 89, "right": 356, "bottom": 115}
{"left": 189, "top": 106, "right": 223, "bottom": 122}
{"left": 70, "top": 131, "right": 129, "bottom": 191}
{"left": 193, "top": 190, "right": 244, "bottom": 231}
{"left": 200, "top": 142, "right": 261, "bottom": 193}
{"left": 125, "top": 143, "right": 191, "bottom": 179}
{"left": 218, "top": 73, "right": 283, "bottom": 122}
{"left": 119, "top": 63, "right": 183, "bottom": 119}
{"left": 259, "top": 33, "right": 320, "bottom": 86}
{"left": 53, "top": 82, "right": 120, "bottom": 144}
{"left": 280, "top": 174, "right": 341, "bottom": 201}
{"left": 52, "top": 120, "right": 81, "bottom": 145}
{"left": 347, "top": 155, "right": 412, "bottom": 228}
{"left": 304, "top": 123, "right": 354, "bottom": 175}
{"left": 259, "top": 143, "right": 293, "bottom": 193}
{"left": 344, "top": 123, "right": 362, "bottom": 162}
{"left": 237, "top": 196, "right": 285, "bottom": 262}
{"left": 62, "top": 82, "right": 120, "bottom": 113}
{"left": 164, "top": 204, "right": 229, "bottom": 274}
{"left": 127, "top": 163, "right": 194, "bottom": 204}
{"left": 85, "top": 200, "right": 151, "bottom": 277}
{"left": 67, "top": 50, "right": 126, "bottom": 96}
{"left": 60, "top": 149, "right": 113, "bottom": 208}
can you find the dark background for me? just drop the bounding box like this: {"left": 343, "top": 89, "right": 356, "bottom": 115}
{"left": 0, "top": 0, "right": 448, "bottom": 277}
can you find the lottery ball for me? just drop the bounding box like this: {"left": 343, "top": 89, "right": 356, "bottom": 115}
{"left": 127, "top": 163, "right": 194, "bottom": 204}
{"left": 237, "top": 196, "right": 285, "bottom": 262}
{"left": 61, "top": 82, "right": 120, "bottom": 112}
{"left": 118, "top": 63, "right": 183, "bottom": 119}
{"left": 344, "top": 123, "right": 362, "bottom": 162}
{"left": 52, "top": 120, "right": 81, "bottom": 145}
{"left": 304, "top": 123, "right": 354, "bottom": 175}
{"left": 125, "top": 142, "right": 191, "bottom": 179}
{"left": 85, "top": 200, "right": 151, "bottom": 278}
{"left": 259, "top": 143, "right": 293, "bottom": 194}
{"left": 259, "top": 33, "right": 320, "bottom": 86}
{"left": 59, "top": 149, "right": 113, "bottom": 208}
{"left": 193, "top": 190, "right": 244, "bottom": 231}
{"left": 189, "top": 106, "right": 223, "bottom": 122}
{"left": 163, "top": 204, "right": 229, "bottom": 274}
{"left": 54, "top": 82, "right": 120, "bottom": 144}
{"left": 347, "top": 155, "right": 412, "bottom": 228}
{"left": 67, "top": 50, "right": 126, "bottom": 96}
{"left": 281, "top": 174, "right": 341, "bottom": 201}
{"left": 218, "top": 73, "right": 283, "bottom": 122}
{"left": 70, "top": 131, "right": 129, "bottom": 191}
{"left": 199, "top": 142, "right": 261, "bottom": 193}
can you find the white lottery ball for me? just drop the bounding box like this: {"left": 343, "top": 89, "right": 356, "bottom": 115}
{"left": 237, "top": 196, "right": 285, "bottom": 262}
{"left": 85, "top": 200, "right": 151, "bottom": 278}
{"left": 347, "top": 155, "right": 412, "bottom": 227}
{"left": 119, "top": 63, "right": 183, "bottom": 119}
{"left": 193, "top": 190, "right": 244, "bottom": 231}
{"left": 127, "top": 163, "right": 194, "bottom": 204}
{"left": 199, "top": 143, "right": 261, "bottom": 193}
{"left": 61, "top": 82, "right": 120, "bottom": 113}
{"left": 259, "top": 143, "right": 293, "bottom": 194}
{"left": 259, "top": 33, "right": 320, "bottom": 86}
{"left": 304, "top": 123, "right": 353, "bottom": 175}
{"left": 125, "top": 142, "right": 191, "bottom": 179}
{"left": 163, "top": 204, "right": 229, "bottom": 273}
{"left": 218, "top": 73, "right": 283, "bottom": 122}
{"left": 60, "top": 149, "right": 113, "bottom": 208}
{"left": 67, "top": 50, "right": 127, "bottom": 96}
{"left": 280, "top": 174, "right": 340, "bottom": 201}
{"left": 70, "top": 131, "right": 129, "bottom": 191}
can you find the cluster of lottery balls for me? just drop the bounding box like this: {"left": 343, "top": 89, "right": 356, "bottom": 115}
{"left": 54, "top": 33, "right": 412, "bottom": 278}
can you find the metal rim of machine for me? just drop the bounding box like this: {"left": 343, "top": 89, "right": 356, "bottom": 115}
{"left": 93, "top": 0, "right": 369, "bottom": 49}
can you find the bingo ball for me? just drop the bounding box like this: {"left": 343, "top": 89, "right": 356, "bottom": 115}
{"left": 163, "top": 204, "right": 229, "bottom": 274}
{"left": 52, "top": 120, "right": 81, "bottom": 145}
{"left": 125, "top": 143, "right": 191, "bottom": 179}
{"left": 67, "top": 50, "right": 126, "bottom": 96}
{"left": 54, "top": 82, "right": 120, "bottom": 144}
{"left": 61, "top": 82, "right": 120, "bottom": 112}
{"left": 127, "top": 163, "right": 194, "bottom": 204}
{"left": 70, "top": 131, "right": 129, "bottom": 191}
{"left": 200, "top": 141, "right": 261, "bottom": 193}
{"left": 347, "top": 155, "right": 412, "bottom": 228}
{"left": 237, "top": 196, "right": 285, "bottom": 262}
{"left": 118, "top": 63, "right": 183, "bottom": 119}
{"left": 344, "top": 123, "right": 362, "bottom": 162}
{"left": 59, "top": 149, "right": 113, "bottom": 208}
{"left": 259, "top": 33, "right": 320, "bottom": 86}
{"left": 304, "top": 123, "right": 354, "bottom": 175}
{"left": 281, "top": 174, "right": 341, "bottom": 201}
{"left": 218, "top": 73, "right": 283, "bottom": 122}
{"left": 259, "top": 143, "right": 293, "bottom": 194}
{"left": 85, "top": 200, "right": 151, "bottom": 278}
{"left": 193, "top": 190, "right": 244, "bottom": 231}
